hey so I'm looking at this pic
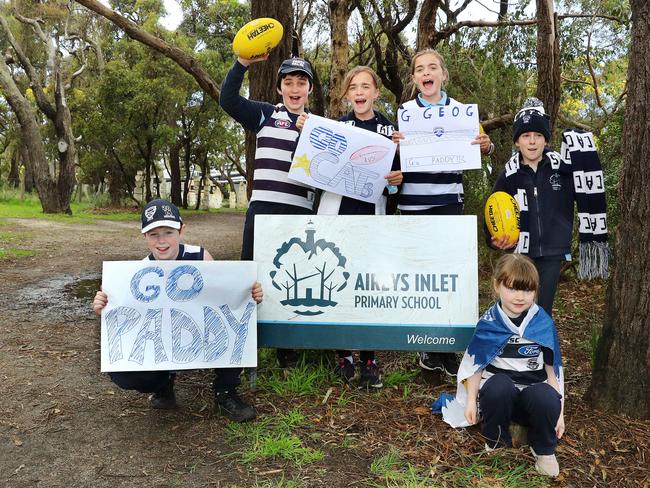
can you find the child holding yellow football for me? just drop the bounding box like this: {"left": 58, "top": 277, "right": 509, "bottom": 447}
{"left": 488, "top": 97, "right": 609, "bottom": 316}
{"left": 219, "top": 55, "right": 315, "bottom": 368}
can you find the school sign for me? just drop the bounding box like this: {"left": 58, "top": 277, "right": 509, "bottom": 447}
{"left": 254, "top": 215, "right": 478, "bottom": 351}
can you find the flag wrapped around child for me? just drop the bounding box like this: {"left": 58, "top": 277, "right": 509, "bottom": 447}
{"left": 439, "top": 303, "right": 563, "bottom": 428}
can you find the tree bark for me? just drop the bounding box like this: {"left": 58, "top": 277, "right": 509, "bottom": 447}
{"left": 588, "top": 0, "right": 650, "bottom": 419}
{"left": 535, "top": 0, "right": 561, "bottom": 138}
{"left": 168, "top": 139, "right": 183, "bottom": 206}
{"left": 417, "top": 0, "right": 441, "bottom": 51}
{"left": 328, "top": 0, "right": 349, "bottom": 118}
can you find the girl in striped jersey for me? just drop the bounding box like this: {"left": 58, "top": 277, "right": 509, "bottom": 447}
{"left": 448, "top": 254, "right": 564, "bottom": 477}
{"left": 392, "top": 49, "right": 494, "bottom": 379}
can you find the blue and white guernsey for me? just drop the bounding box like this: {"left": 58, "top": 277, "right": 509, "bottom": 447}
{"left": 145, "top": 243, "right": 204, "bottom": 261}
{"left": 398, "top": 97, "right": 464, "bottom": 211}
{"left": 252, "top": 105, "right": 315, "bottom": 209}
{"left": 439, "top": 302, "right": 564, "bottom": 428}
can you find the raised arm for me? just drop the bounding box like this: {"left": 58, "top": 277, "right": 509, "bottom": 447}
{"left": 219, "top": 59, "right": 275, "bottom": 131}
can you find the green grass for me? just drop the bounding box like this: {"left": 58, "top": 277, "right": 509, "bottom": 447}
{"left": 0, "top": 229, "right": 35, "bottom": 260}
{"left": 439, "top": 452, "right": 550, "bottom": 488}
{"left": 0, "top": 190, "right": 241, "bottom": 223}
{"left": 369, "top": 447, "right": 435, "bottom": 487}
{"left": 367, "top": 448, "right": 550, "bottom": 488}
{"left": 226, "top": 408, "right": 324, "bottom": 466}
{"left": 256, "top": 349, "right": 335, "bottom": 397}
{"left": 0, "top": 248, "right": 36, "bottom": 259}
{"left": 0, "top": 192, "right": 138, "bottom": 223}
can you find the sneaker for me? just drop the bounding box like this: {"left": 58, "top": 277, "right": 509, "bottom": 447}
{"left": 215, "top": 390, "right": 256, "bottom": 422}
{"left": 358, "top": 360, "right": 383, "bottom": 390}
{"left": 419, "top": 352, "right": 445, "bottom": 373}
{"left": 334, "top": 357, "right": 355, "bottom": 383}
{"left": 148, "top": 378, "right": 176, "bottom": 410}
{"left": 531, "top": 448, "right": 560, "bottom": 477}
{"left": 442, "top": 353, "right": 460, "bottom": 376}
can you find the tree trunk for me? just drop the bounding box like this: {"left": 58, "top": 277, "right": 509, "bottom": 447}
{"left": 588, "top": 0, "right": 650, "bottom": 419}
{"left": 0, "top": 55, "right": 61, "bottom": 212}
{"left": 328, "top": 0, "right": 349, "bottom": 118}
{"left": 169, "top": 139, "right": 183, "bottom": 206}
{"left": 53, "top": 71, "right": 77, "bottom": 214}
{"left": 9, "top": 148, "right": 20, "bottom": 188}
{"left": 245, "top": 0, "right": 293, "bottom": 199}
{"left": 417, "top": 0, "right": 441, "bottom": 51}
{"left": 535, "top": 0, "right": 561, "bottom": 138}
{"left": 182, "top": 138, "right": 192, "bottom": 208}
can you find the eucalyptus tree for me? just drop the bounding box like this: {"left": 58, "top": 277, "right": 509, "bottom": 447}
{"left": 0, "top": 1, "right": 94, "bottom": 213}
{"left": 589, "top": 0, "right": 650, "bottom": 420}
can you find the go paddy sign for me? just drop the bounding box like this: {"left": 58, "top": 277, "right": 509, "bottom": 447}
{"left": 254, "top": 215, "right": 478, "bottom": 351}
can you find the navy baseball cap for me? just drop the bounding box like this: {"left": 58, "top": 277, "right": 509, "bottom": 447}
{"left": 277, "top": 57, "right": 313, "bottom": 82}
{"left": 141, "top": 199, "right": 183, "bottom": 234}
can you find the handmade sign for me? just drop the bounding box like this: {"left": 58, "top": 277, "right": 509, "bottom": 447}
{"left": 288, "top": 114, "right": 396, "bottom": 204}
{"left": 254, "top": 215, "right": 478, "bottom": 351}
{"left": 100, "top": 261, "right": 258, "bottom": 372}
{"left": 398, "top": 103, "right": 481, "bottom": 172}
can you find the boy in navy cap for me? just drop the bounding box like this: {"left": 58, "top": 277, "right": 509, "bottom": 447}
{"left": 220, "top": 55, "right": 316, "bottom": 368}
{"left": 93, "top": 199, "right": 263, "bottom": 422}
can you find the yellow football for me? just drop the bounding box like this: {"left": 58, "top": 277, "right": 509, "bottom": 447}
{"left": 485, "top": 191, "right": 520, "bottom": 243}
{"left": 232, "top": 18, "right": 284, "bottom": 60}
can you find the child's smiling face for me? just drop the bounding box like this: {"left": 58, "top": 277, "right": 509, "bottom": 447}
{"left": 144, "top": 225, "right": 185, "bottom": 260}
{"left": 345, "top": 71, "right": 379, "bottom": 120}
{"left": 516, "top": 131, "right": 546, "bottom": 165}
{"left": 494, "top": 280, "right": 536, "bottom": 318}
{"left": 412, "top": 53, "right": 448, "bottom": 102}
{"left": 278, "top": 74, "right": 311, "bottom": 114}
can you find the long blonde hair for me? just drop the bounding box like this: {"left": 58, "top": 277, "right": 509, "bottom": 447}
{"left": 338, "top": 66, "right": 381, "bottom": 104}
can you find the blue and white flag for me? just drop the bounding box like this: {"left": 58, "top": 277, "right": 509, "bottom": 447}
{"left": 440, "top": 302, "right": 563, "bottom": 427}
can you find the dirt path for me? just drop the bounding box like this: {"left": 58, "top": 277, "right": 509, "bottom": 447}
{"left": 1, "top": 213, "right": 648, "bottom": 487}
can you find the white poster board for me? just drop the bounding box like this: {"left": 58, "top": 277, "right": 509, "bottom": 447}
{"left": 254, "top": 215, "right": 478, "bottom": 351}
{"left": 288, "top": 114, "right": 396, "bottom": 204}
{"left": 398, "top": 103, "right": 481, "bottom": 172}
{"left": 100, "top": 261, "right": 258, "bottom": 372}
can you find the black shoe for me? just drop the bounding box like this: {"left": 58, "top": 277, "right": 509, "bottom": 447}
{"left": 215, "top": 390, "right": 256, "bottom": 422}
{"left": 334, "top": 357, "right": 355, "bottom": 383}
{"left": 277, "top": 349, "right": 299, "bottom": 368}
{"left": 358, "top": 360, "right": 382, "bottom": 390}
{"left": 419, "top": 352, "right": 445, "bottom": 373}
{"left": 442, "top": 353, "right": 460, "bottom": 376}
{"left": 149, "top": 377, "right": 176, "bottom": 409}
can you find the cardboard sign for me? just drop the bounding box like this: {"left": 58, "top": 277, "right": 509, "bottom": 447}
{"left": 398, "top": 103, "right": 481, "bottom": 172}
{"left": 254, "top": 215, "right": 478, "bottom": 351}
{"left": 100, "top": 261, "right": 257, "bottom": 372}
{"left": 288, "top": 114, "right": 396, "bottom": 204}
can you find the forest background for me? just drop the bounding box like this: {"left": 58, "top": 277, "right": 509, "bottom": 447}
{"left": 1, "top": 1, "right": 649, "bottom": 486}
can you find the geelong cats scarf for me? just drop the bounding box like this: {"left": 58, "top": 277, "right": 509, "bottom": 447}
{"left": 504, "top": 130, "right": 608, "bottom": 279}
{"left": 439, "top": 303, "right": 564, "bottom": 428}
{"left": 560, "top": 130, "right": 609, "bottom": 279}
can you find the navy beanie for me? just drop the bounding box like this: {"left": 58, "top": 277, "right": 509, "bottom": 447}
{"left": 512, "top": 97, "right": 551, "bottom": 142}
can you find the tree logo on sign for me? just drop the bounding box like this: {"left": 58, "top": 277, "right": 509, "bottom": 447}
{"left": 269, "top": 221, "right": 350, "bottom": 316}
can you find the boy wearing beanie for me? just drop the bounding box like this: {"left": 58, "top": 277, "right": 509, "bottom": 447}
{"left": 488, "top": 98, "right": 576, "bottom": 316}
